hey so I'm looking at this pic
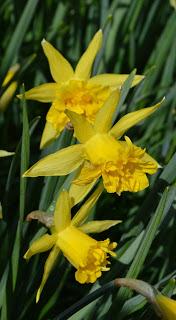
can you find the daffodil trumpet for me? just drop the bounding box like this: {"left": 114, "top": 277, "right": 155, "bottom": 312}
{"left": 18, "top": 29, "right": 144, "bottom": 149}
{"left": 24, "top": 90, "right": 164, "bottom": 195}
{"left": 24, "top": 185, "right": 121, "bottom": 302}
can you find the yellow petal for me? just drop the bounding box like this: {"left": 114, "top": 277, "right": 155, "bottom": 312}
{"left": 23, "top": 144, "right": 84, "bottom": 177}
{"left": 155, "top": 294, "right": 176, "bottom": 320}
{"left": 17, "top": 83, "right": 59, "bottom": 102}
{"left": 0, "top": 82, "right": 18, "bottom": 112}
{"left": 54, "top": 190, "right": 71, "bottom": 232}
{"left": 79, "top": 220, "right": 121, "bottom": 233}
{"left": 66, "top": 110, "right": 94, "bottom": 143}
{"left": 71, "top": 182, "right": 103, "bottom": 227}
{"left": 24, "top": 234, "right": 57, "bottom": 260}
{"left": 89, "top": 74, "right": 145, "bottom": 88}
{"left": 75, "top": 30, "right": 103, "bottom": 80}
{"left": 170, "top": 0, "right": 176, "bottom": 9}
{"left": 110, "top": 98, "right": 165, "bottom": 139}
{"left": 36, "top": 246, "right": 60, "bottom": 303}
{"left": 40, "top": 121, "right": 58, "bottom": 149}
{"left": 69, "top": 179, "right": 97, "bottom": 206}
{"left": 141, "top": 152, "right": 159, "bottom": 174}
{"left": 2, "top": 63, "right": 20, "bottom": 87}
{"left": 41, "top": 39, "right": 74, "bottom": 83}
{"left": 0, "top": 150, "right": 14, "bottom": 157}
{"left": 94, "top": 90, "right": 120, "bottom": 133}
{"left": 73, "top": 162, "right": 101, "bottom": 185}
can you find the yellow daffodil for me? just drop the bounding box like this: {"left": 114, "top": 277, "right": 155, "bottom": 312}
{"left": 24, "top": 90, "right": 164, "bottom": 195}
{"left": 24, "top": 185, "right": 120, "bottom": 302}
{"left": 155, "top": 294, "right": 176, "bottom": 319}
{"left": 0, "top": 64, "right": 19, "bottom": 112}
{"left": 18, "top": 30, "right": 144, "bottom": 149}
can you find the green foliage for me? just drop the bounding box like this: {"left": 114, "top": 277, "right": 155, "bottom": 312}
{"left": 0, "top": 1, "right": 176, "bottom": 319}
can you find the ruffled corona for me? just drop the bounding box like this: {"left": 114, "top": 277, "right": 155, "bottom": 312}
{"left": 75, "top": 135, "right": 158, "bottom": 194}
{"left": 56, "top": 226, "right": 117, "bottom": 284}
{"left": 46, "top": 80, "right": 110, "bottom": 132}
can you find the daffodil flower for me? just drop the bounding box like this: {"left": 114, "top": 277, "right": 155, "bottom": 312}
{"left": 18, "top": 30, "right": 144, "bottom": 149}
{"left": 24, "top": 185, "right": 120, "bottom": 302}
{"left": 24, "top": 90, "right": 164, "bottom": 195}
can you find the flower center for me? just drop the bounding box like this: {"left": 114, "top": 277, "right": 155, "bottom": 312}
{"left": 75, "top": 136, "right": 158, "bottom": 194}
{"left": 75, "top": 239, "right": 117, "bottom": 284}
{"left": 101, "top": 139, "right": 157, "bottom": 194}
{"left": 46, "top": 80, "right": 111, "bottom": 132}
{"left": 85, "top": 133, "right": 120, "bottom": 164}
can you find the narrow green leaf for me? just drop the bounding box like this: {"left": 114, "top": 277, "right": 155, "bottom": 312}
{"left": 112, "top": 184, "right": 176, "bottom": 316}
{"left": 0, "top": 0, "right": 39, "bottom": 83}
{"left": 0, "top": 265, "right": 9, "bottom": 308}
{"left": 11, "top": 86, "right": 30, "bottom": 290}
{"left": 112, "top": 69, "right": 137, "bottom": 122}
{"left": 3, "top": 116, "right": 40, "bottom": 220}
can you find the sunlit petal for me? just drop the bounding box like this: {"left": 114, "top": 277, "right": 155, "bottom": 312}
{"left": 17, "top": 83, "right": 59, "bottom": 102}
{"left": 24, "top": 234, "right": 57, "bottom": 260}
{"left": 94, "top": 90, "right": 120, "bottom": 133}
{"left": 40, "top": 121, "right": 58, "bottom": 149}
{"left": 69, "top": 179, "right": 97, "bottom": 206}
{"left": 66, "top": 110, "right": 95, "bottom": 143}
{"left": 79, "top": 220, "right": 121, "bottom": 234}
{"left": 89, "top": 74, "right": 145, "bottom": 88}
{"left": 75, "top": 30, "right": 103, "bottom": 80}
{"left": 54, "top": 190, "right": 71, "bottom": 232}
{"left": 73, "top": 162, "right": 101, "bottom": 185}
{"left": 141, "top": 152, "right": 159, "bottom": 174}
{"left": 36, "top": 246, "right": 60, "bottom": 303}
{"left": 23, "top": 144, "right": 84, "bottom": 177}
{"left": 41, "top": 39, "right": 74, "bottom": 83}
{"left": 110, "top": 98, "right": 165, "bottom": 139}
{"left": 0, "top": 81, "right": 18, "bottom": 112}
{"left": 72, "top": 182, "right": 104, "bottom": 227}
{"left": 2, "top": 63, "right": 20, "bottom": 87}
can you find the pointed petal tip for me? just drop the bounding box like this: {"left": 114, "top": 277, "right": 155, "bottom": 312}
{"left": 115, "top": 220, "right": 122, "bottom": 224}
{"left": 16, "top": 94, "right": 22, "bottom": 99}
{"left": 41, "top": 38, "right": 46, "bottom": 45}
{"left": 158, "top": 164, "right": 163, "bottom": 169}
{"left": 24, "top": 251, "right": 30, "bottom": 260}
{"left": 98, "top": 29, "right": 103, "bottom": 34}
{"left": 36, "top": 289, "right": 41, "bottom": 303}
{"left": 22, "top": 172, "right": 28, "bottom": 178}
